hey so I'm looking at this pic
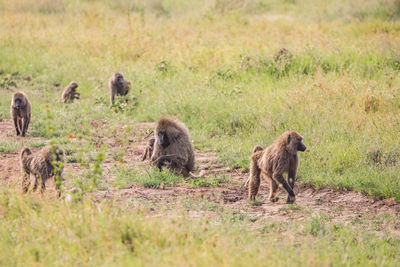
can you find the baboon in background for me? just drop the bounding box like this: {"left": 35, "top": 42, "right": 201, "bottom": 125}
{"left": 150, "top": 117, "right": 195, "bottom": 177}
{"left": 20, "top": 145, "right": 65, "bottom": 196}
{"left": 61, "top": 81, "right": 80, "bottom": 103}
{"left": 273, "top": 48, "right": 293, "bottom": 63}
{"left": 10, "top": 91, "right": 31, "bottom": 137}
{"left": 141, "top": 136, "right": 155, "bottom": 161}
{"left": 109, "top": 72, "right": 131, "bottom": 105}
{"left": 247, "top": 131, "right": 306, "bottom": 203}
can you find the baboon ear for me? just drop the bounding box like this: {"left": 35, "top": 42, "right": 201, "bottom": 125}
{"left": 287, "top": 134, "right": 291, "bottom": 144}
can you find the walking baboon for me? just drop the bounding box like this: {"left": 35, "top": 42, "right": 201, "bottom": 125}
{"left": 247, "top": 131, "right": 306, "bottom": 203}
{"left": 10, "top": 91, "right": 31, "bottom": 137}
{"left": 150, "top": 117, "right": 195, "bottom": 177}
{"left": 61, "top": 81, "right": 80, "bottom": 103}
{"left": 109, "top": 72, "right": 131, "bottom": 105}
{"left": 142, "top": 136, "right": 155, "bottom": 161}
{"left": 20, "top": 145, "right": 65, "bottom": 196}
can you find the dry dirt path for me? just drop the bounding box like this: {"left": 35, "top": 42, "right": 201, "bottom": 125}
{"left": 0, "top": 119, "right": 399, "bottom": 224}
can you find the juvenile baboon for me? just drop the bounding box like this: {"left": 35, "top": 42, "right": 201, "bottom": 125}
{"left": 141, "top": 136, "right": 155, "bottom": 161}
{"left": 61, "top": 81, "right": 80, "bottom": 103}
{"left": 109, "top": 72, "right": 131, "bottom": 105}
{"left": 244, "top": 145, "right": 264, "bottom": 187}
{"left": 247, "top": 131, "right": 306, "bottom": 203}
{"left": 150, "top": 117, "right": 195, "bottom": 177}
{"left": 20, "top": 145, "right": 65, "bottom": 196}
{"left": 10, "top": 91, "right": 31, "bottom": 137}
{"left": 273, "top": 48, "right": 293, "bottom": 63}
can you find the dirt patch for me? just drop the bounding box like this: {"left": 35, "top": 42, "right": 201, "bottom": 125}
{"left": 0, "top": 120, "right": 399, "bottom": 224}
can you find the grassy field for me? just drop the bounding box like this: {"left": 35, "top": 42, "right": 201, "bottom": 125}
{"left": 0, "top": 0, "right": 400, "bottom": 265}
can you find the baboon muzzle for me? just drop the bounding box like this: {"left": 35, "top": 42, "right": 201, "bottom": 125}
{"left": 298, "top": 143, "right": 306, "bottom": 152}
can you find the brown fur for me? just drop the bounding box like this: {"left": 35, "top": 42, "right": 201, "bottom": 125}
{"left": 109, "top": 72, "right": 131, "bottom": 105}
{"left": 61, "top": 81, "right": 80, "bottom": 103}
{"left": 150, "top": 117, "right": 195, "bottom": 177}
{"left": 273, "top": 48, "right": 293, "bottom": 63}
{"left": 10, "top": 91, "right": 31, "bottom": 137}
{"left": 20, "top": 145, "right": 65, "bottom": 196}
{"left": 142, "top": 136, "right": 155, "bottom": 161}
{"left": 244, "top": 145, "right": 264, "bottom": 187}
{"left": 247, "top": 131, "right": 306, "bottom": 203}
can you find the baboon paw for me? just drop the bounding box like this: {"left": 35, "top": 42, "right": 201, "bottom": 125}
{"left": 286, "top": 195, "right": 296, "bottom": 204}
{"left": 270, "top": 196, "right": 279, "bottom": 203}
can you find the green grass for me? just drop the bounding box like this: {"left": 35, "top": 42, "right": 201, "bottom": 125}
{"left": 115, "top": 166, "right": 183, "bottom": 189}
{"left": 1, "top": 0, "right": 398, "bottom": 198}
{"left": 1, "top": 0, "right": 400, "bottom": 265}
{"left": 0, "top": 188, "right": 399, "bottom": 266}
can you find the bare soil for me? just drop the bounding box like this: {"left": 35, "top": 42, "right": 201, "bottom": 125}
{"left": 0, "top": 119, "right": 399, "bottom": 224}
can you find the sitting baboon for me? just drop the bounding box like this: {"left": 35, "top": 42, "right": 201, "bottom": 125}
{"left": 61, "top": 81, "right": 80, "bottom": 103}
{"left": 150, "top": 117, "right": 195, "bottom": 177}
{"left": 247, "top": 131, "right": 306, "bottom": 203}
{"left": 10, "top": 91, "right": 31, "bottom": 137}
{"left": 109, "top": 72, "right": 131, "bottom": 105}
{"left": 20, "top": 145, "right": 65, "bottom": 196}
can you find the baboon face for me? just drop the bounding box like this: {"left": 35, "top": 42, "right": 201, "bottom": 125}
{"left": 287, "top": 131, "right": 306, "bottom": 154}
{"left": 70, "top": 82, "right": 78, "bottom": 89}
{"left": 13, "top": 94, "right": 25, "bottom": 109}
{"left": 158, "top": 131, "right": 170, "bottom": 148}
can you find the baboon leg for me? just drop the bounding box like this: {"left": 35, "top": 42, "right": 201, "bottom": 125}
{"left": 18, "top": 119, "right": 23, "bottom": 133}
{"left": 31, "top": 174, "right": 39, "bottom": 192}
{"left": 110, "top": 92, "right": 115, "bottom": 105}
{"left": 154, "top": 155, "right": 186, "bottom": 171}
{"left": 248, "top": 159, "right": 261, "bottom": 201}
{"left": 141, "top": 147, "right": 149, "bottom": 161}
{"left": 273, "top": 173, "right": 295, "bottom": 203}
{"left": 21, "top": 173, "right": 30, "bottom": 193}
{"left": 22, "top": 117, "right": 30, "bottom": 137}
{"left": 13, "top": 117, "right": 20, "bottom": 136}
{"left": 287, "top": 169, "right": 296, "bottom": 203}
{"left": 40, "top": 178, "right": 46, "bottom": 194}
{"left": 268, "top": 177, "right": 279, "bottom": 203}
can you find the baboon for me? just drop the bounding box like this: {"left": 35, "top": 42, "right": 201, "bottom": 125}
{"left": 10, "top": 91, "right": 31, "bottom": 137}
{"left": 150, "top": 117, "right": 195, "bottom": 177}
{"left": 273, "top": 48, "right": 293, "bottom": 63}
{"left": 61, "top": 81, "right": 80, "bottom": 103}
{"left": 109, "top": 72, "right": 131, "bottom": 105}
{"left": 247, "top": 131, "right": 306, "bottom": 203}
{"left": 244, "top": 145, "right": 264, "bottom": 187}
{"left": 141, "top": 136, "right": 155, "bottom": 161}
{"left": 20, "top": 145, "right": 65, "bottom": 196}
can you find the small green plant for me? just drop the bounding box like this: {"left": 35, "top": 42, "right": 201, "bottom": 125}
{"left": 0, "top": 141, "right": 18, "bottom": 154}
{"left": 306, "top": 214, "right": 328, "bottom": 236}
{"left": 110, "top": 96, "right": 139, "bottom": 114}
{"left": 189, "top": 175, "right": 228, "bottom": 187}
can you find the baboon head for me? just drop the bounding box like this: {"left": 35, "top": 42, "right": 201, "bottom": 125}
{"left": 20, "top": 147, "right": 32, "bottom": 159}
{"left": 113, "top": 72, "right": 130, "bottom": 87}
{"left": 283, "top": 131, "right": 306, "bottom": 154}
{"left": 69, "top": 81, "right": 78, "bottom": 90}
{"left": 12, "top": 92, "right": 27, "bottom": 110}
{"left": 155, "top": 117, "right": 183, "bottom": 148}
{"left": 252, "top": 145, "right": 263, "bottom": 153}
